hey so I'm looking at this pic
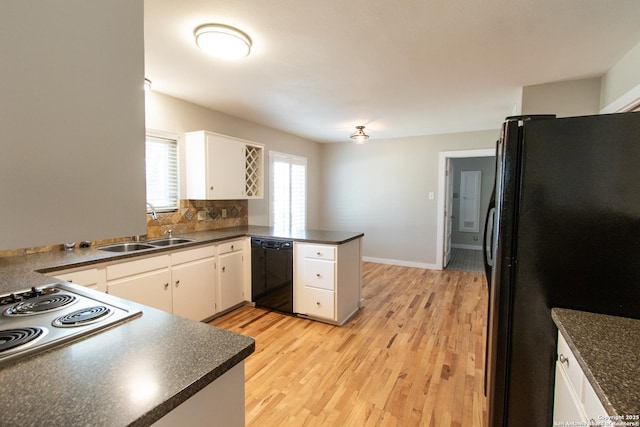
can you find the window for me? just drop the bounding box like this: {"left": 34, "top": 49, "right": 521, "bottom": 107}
{"left": 145, "top": 131, "right": 178, "bottom": 211}
{"left": 270, "top": 152, "right": 306, "bottom": 231}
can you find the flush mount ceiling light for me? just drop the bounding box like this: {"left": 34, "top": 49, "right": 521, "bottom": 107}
{"left": 194, "top": 23, "right": 252, "bottom": 59}
{"left": 350, "top": 126, "right": 369, "bottom": 144}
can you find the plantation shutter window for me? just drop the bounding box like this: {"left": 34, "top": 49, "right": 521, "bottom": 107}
{"left": 270, "top": 152, "right": 306, "bottom": 231}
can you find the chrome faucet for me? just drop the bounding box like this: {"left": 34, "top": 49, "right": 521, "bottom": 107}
{"left": 146, "top": 203, "right": 158, "bottom": 221}
{"left": 164, "top": 229, "right": 173, "bottom": 238}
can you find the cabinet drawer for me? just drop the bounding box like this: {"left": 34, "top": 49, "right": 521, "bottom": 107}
{"left": 557, "top": 332, "right": 583, "bottom": 395}
{"left": 171, "top": 245, "right": 216, "bottom": 265}
{"left": 304, "top": 287, "right": 335, "bottom": 320}
{"left": 106, "top": 254, "right": 170, "bottom": 280}
{"left": 303, "top": 259, "right": 335, "bottom": 290}
{"left": 218, "top": 239, "right": 244, "bottom": 255}
{"left": 304, "top": 245, "right": 335, "bottom": 261}
{"left": 54, "top": 268, "right": 99, "bottom": 287}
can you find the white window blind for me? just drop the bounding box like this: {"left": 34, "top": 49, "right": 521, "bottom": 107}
{"left": 145, "top": 133, "right": 178, "bottom": 211}
{"left": 270, "top": 152, "right": 306, "bottom": 231}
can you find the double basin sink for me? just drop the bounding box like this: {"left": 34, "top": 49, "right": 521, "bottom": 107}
{"left": 99, "top": 238, "right": 194, "bottom": 253}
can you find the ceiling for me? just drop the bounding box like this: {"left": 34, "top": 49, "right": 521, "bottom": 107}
{"left": 144, "top": 0, "right": 640, "bottom": 143}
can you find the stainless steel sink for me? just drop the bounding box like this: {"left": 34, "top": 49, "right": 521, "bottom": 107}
{"left": 99, "top": 243, "right": 156, "bottom": 252}
{"left": 148, "top": 238, "right": 194, "bottom": 247}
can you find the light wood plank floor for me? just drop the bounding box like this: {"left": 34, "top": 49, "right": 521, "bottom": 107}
{"left": 211, "top": 262, "right": 488, "bottom": 426}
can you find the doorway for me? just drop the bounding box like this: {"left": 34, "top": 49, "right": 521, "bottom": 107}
{"left": 436, "top": 149, "right": 495, "bottom": 270}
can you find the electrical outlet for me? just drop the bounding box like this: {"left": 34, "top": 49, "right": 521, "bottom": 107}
{"left": 197, "top": 210, "right": 207, "bottom": 220}
{"left": 222, "top": 208, "right": 227, "bottom": 218}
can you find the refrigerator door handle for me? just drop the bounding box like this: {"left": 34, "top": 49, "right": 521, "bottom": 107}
{"left": 483, "top": 194, "right": 496, "bottom": 285}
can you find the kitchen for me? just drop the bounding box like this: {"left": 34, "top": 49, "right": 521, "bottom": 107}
{"left": 2, "top": 1, "right": 640, "bottom": 426}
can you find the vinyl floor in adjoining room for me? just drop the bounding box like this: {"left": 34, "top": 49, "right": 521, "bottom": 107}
{"left": 446, "top": 248, "right": 484, "bottom": 273}
{"left": 210, "top": 262, "right": 488, "bottom": 426}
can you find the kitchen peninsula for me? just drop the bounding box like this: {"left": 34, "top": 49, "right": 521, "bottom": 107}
{"left": 0, "top": 226, "right": 363, "bottom": 426}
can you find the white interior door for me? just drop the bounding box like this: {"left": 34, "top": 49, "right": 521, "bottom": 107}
{"left": 444, "top": 159, "right": 454, "bottom": 267}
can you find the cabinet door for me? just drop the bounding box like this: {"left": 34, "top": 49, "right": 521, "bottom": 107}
{"left": 172, "top": 257, "right": 216, "bottom": 321}
{"left": 553, "top": 363, "right": 588, "bottom": 425}
{"left": 107, "top": 268, "right": 172, "bottom": 313}
{"left": 206, "top": 133, "right": 244, "bottom": 199}
{"left": 218, "top": 251, "right": 244, "bottom": 312}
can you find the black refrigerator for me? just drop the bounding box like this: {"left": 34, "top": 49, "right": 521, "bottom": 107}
{"left": 483, "top": 111, "right": 640, "bottom": 426}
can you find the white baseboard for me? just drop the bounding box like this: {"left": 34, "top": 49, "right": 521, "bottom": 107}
{"left": 451, "top": 244, "right": 482, "bottom": 251}
{"left": 362, "top": 256, "right": 439, "bottom": 270}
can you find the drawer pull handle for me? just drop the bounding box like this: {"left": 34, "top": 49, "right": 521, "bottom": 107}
{"left": 559, "top": 354, "right": 568, "bottom": 364}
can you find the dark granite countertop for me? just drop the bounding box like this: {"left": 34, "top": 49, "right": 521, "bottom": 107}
{"left": 551, "top": 308, "right": 640, "bottom": 417}
{"left": 0, "top": 226, "right": 364, "bottom": 295}
{"left": 0, "top": 283, "right": 255, "bottom": 426}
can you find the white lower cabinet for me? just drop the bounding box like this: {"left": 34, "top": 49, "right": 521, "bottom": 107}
{"left": 106, "top": 246, "right": 218, "bottom": 321}
{"left": 217, "top": 239, "right": 245, "bottom": 313}
{"left": 294, "top": 238, "right": 362, "bottom": 325}
{"left": 553, "top": 331, "right": 609, "bottom": 426}
{"left": 171, "top": 246, "right": 216, "bottom": 321}
{"left": 106, "top": 254, "right": 172, "bottom": 313}
{"left": 554, "top": 362, "right": 587, "bottom": 425}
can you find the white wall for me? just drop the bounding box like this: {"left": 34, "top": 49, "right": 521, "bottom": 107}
{"left": 319, "top": 130, "right": 497, "bottom": 267}
{"left": 0, "top": 0, "right": 146, "bottom": 250}
{"left": 144, "top": 91, "right": 322, "bottom": 228}
{"left": 601, "top": 40, "right": 640, "bottom": 112}
{"left": 521, "top": 77, "right": 602, "bottom": 117}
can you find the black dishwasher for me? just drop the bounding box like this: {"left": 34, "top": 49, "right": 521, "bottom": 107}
{"left": 251, "top": 238, "right": 293, "bottom": 313}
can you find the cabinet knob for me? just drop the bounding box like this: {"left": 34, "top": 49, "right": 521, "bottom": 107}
{"left": 210, "top": 186, "right": 214, "bottom": 190}
{"left": 231, "top": 245, "right": 234, "bottom": 250}
{"left": 175, "top": 280, "right": 180, "bottom": 287}
{"left": 222, "top": 266, "right": 226, "bottom": 272}
{"left": 316, "top": 301, "right": 320, "bottom": 306}
{"left": 316, "top": 273, "right": 321, "bottom": 278}
{"left": 317, "top": 252, "right": 321, "bottom": 256}
{"left": 559, "top": 354, "right": 568, "bottom": 364}
{"left": 164, "top": 283, "right": 169, "bottom": 290}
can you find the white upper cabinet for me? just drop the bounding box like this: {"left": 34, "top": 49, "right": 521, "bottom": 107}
{"left": 185, "top": 131, "right": 264, "bottom": 200}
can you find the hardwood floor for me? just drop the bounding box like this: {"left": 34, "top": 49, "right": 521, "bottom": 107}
{"left": 210, "top": 262, "right": 488, "bottom": 426}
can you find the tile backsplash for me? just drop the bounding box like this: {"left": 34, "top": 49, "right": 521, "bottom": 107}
{"left": 0, "top": 199, "right": 248, "bottom": 257}
{"left": 146, "top": 199, "right": 248, "bottom": 238}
